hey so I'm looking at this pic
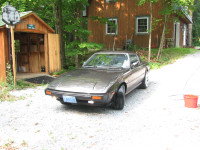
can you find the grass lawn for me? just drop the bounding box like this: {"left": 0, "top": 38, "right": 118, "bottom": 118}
{"left": 0, "top": 80, "right": 36, "bottom": 102}
{"left": 137, "top": 48, "right": 199, "bottom": 69}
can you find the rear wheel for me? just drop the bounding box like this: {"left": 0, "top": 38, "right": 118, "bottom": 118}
{"left": 111, "top": 85, "right": 125, "bottom": 110}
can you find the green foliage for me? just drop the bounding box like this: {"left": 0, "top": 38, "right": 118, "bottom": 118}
{"left": 16, "top": 80, "right": 37, "bottom": 89}
{"left": 52, "top": 69, "right": 67, "bottom": 76}
{"left": 90, "top": 16, "right": 108, "bottom": 24}
{"left": 192, "top": 0, "right": 200, "bottom": 46}
{"left": 66, "top": 41, "right": 104, "bottom": 68}
{"left": 6, "top": 64, "right": 14, "bottom": 87}
{"left": 0, "top": 82, "right": 15, "bottom": 102}
{"left": 79, "top": 42, "right": 105, "bottom": 50}
{"left": 133, "top": 45, "right": 140, "bottom": 51}
{"left": 125, "top": 44, "right": 134, "bottom": 51}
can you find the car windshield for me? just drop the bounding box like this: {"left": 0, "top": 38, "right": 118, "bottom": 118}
{"left": 83, "top": 53, "right": 130, "bottom": 68}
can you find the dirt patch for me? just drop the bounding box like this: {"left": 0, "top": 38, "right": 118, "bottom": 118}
{"left": 25, "top": 76, "right": 55, "bottom": 84}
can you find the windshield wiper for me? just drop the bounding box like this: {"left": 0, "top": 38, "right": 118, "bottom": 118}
{"left": 97, "top": 65, "right": 124, "bottom": 70}
{"left": 108, "top": 66, "right": 124, "bottom": 70}
{"left": 83, "top": 66, "right": 97, "bottom": 68}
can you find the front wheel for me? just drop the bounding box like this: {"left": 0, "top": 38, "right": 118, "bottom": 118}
{"left": 140, "top": 72, "right": 149, "bottom": 89}
{"left": 111, "top": 85, "right": 125, "bottom": 110}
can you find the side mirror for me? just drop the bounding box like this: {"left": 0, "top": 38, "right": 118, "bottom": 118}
{"left": 130, "top": 63, "right": 134, "bottom": 69}
{"left": 130, "top": 61, "right": 139, "bottom": 69}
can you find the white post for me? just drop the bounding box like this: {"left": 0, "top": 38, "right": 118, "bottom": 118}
{"left": 175, "top": 22, "right": 180, "bottom": 47}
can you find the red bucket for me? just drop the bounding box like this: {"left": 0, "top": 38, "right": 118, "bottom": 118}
{"left": 184, "top": 95, "right": 198, "bottom": 108}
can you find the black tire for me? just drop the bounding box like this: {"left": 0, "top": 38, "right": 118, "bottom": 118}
{"left": 111, "top": 85, "right": 125, "bottom": 110}
{"left": 140, "top": 71, "right": 149, "bottom": 89}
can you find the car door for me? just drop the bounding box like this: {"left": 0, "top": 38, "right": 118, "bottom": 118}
{"left": 125, "top": 54, "right": 145, "bottom": 93}
{"left": 132, "top": 54, "right": 146, "bottom": 83}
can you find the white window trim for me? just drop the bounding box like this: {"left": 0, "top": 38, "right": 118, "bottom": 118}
{"left": 183, "top": 24, "right": 187, "bottom": 46}
{"left": 136, "top": 16, "right": 149, "bottom": 35}
{"left": 106, "top": 18, "right": 118, "bottom": 35}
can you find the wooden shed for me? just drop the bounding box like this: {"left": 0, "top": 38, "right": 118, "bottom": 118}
{"left": 0, "top": 11, "right": 61, "bottom": 82}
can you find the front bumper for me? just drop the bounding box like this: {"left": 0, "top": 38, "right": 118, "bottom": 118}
{"left": 45, "top": 88, "right": 115, "bottom": 106}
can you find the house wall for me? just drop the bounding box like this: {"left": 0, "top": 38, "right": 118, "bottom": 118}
{"left": 87, "top": 0, "right": 176, "bottom": 49}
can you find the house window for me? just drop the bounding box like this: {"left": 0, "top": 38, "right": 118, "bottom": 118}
{"left": 136, "top": 16, "right": 149, "bottom": 34}
{"left": 106, "top": 0, "right": 116, "bottom": 3}
{"left": 83, "top": 5, "right": 87, "bottom": 17}
{"left": 106, "top": 18, "right": 118, "bottom": 35}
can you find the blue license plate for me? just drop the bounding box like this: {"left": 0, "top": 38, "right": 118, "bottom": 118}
{"left": 63, "top": 96, "right": 77, "bottom": 103}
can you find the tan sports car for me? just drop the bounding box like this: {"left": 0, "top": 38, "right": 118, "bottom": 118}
{"left": 45, "top": 51, "right": 149, "bottom": 110}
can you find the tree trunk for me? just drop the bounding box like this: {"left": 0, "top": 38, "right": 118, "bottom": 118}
{"left": 74, "top": 9, "right": 84, "bottom": 68}
{"left": 113, "top": 35, "right": 116, "bottom": 51}
{"left": 148, "top": 2, "right": 152, "bottom": 62}
{"left": 112, "top": 0, "right": 122, "bottom": 51}
{"left": 53, "top": 0, "right": 66, "bottom": 68}
{"left": 157, "top": 15, "right": 168, "bottom": 60}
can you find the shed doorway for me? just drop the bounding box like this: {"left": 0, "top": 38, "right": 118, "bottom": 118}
{"left": 15, "top": 32, "right": 45, "bottom": 73}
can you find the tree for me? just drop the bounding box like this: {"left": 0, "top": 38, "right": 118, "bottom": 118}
{"left": 139, "top": 0, "right": 194, "bottom": 60}
{"left": 138, "top": 0, "right": 159, "bottom": 62}
{"left": 192, "top": 0, "right": 200, "bottom": 46}
{"left": 156, "top": 0, "right": 194, "bottom": 59}
{"left": 1, "top": 0, "right": 104, "bottom": 68}
{"left": 53, "top": 0, "right": 65, "bottom": 67}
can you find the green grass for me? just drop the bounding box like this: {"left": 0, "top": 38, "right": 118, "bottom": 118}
{"left": 0, "top": 80, "right": 37, "bottom": 102}
{"left": 139, "top": 48, "right": 198, "bottom": 70}
{"left": 52, "top": 68, "right": 68, "bottom": 76}
{"left": 0, "top": 82, "right": 15, "bottom": 102}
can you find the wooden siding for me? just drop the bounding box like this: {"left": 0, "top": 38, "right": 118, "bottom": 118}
{"left": 15, "top": 15, "right": 53, "bottom": 34}
{"left": 0, "top": 12, "right": 60, "bottom": 83}
{"left": 44, "top": 34, "right": 49, "bottom": 73}
{"left": 3, "top": 29, "right": 9, "bottom": 64}
{"left": 48, "top": 33, "right": 61, "bottom": 73}
{"left": 88, "top": 0, "right": 175, "bottom": 48}
{"left": 0, "top": 29, "right": 6, "bottom": 81}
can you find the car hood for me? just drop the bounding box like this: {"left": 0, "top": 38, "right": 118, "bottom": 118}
{"left": 48, "top": 68, "right": 126, "bottom": 93}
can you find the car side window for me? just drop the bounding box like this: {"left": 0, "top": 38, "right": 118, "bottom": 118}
{"left": 130, "top": 54, "right": 140, "bottom": 65}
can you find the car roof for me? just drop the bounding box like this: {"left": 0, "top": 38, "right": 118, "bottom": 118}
{"left": 95, "top": 51, "right": 136, "bottom": 55}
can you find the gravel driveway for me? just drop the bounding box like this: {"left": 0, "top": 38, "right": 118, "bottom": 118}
{"left": 1, "top": 52, "right": 200, "bottom": 150}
